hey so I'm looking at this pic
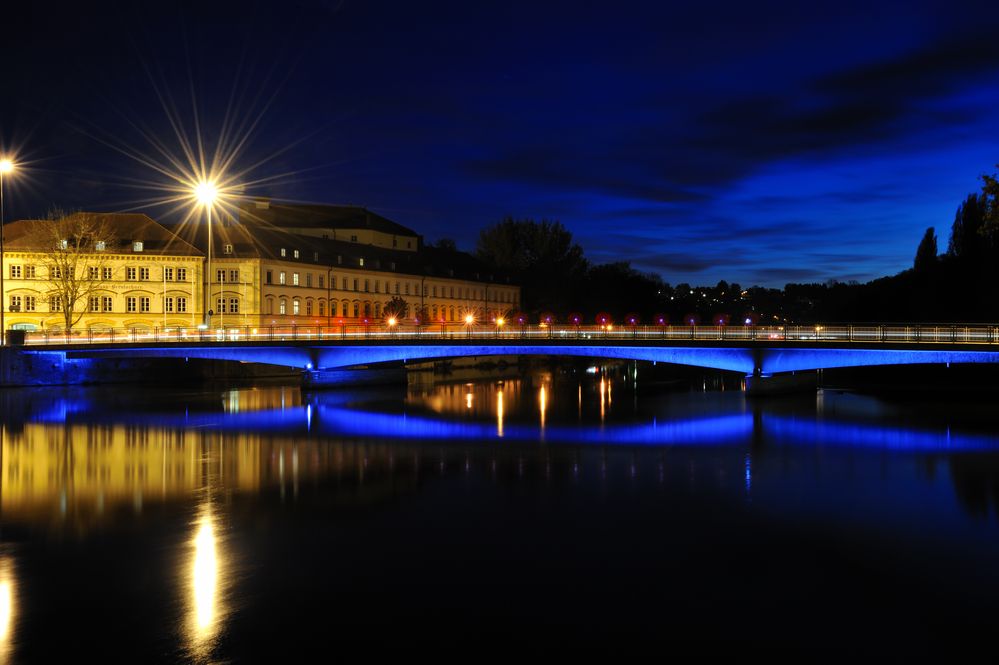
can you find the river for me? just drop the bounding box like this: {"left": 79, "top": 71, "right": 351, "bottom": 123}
{"left": 1, "top": 366, "right": 998, "bottom": 657}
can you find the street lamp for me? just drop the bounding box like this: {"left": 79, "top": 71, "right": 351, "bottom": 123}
{"left": 194, "top": 181, "right": 218, "bottom": 329}
{"left": 0, "top": 158, "right": 15, "bottom": 346}
{"left": 464, "top": 312, "right": 474, "bottom": 338}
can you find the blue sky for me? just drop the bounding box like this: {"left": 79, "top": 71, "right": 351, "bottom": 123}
{"left": 2, "top": 0, "right": 999, "bottom": 286}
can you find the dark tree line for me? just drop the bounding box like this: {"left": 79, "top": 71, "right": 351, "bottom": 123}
{"left": 473, "top": 165, "right": 999, "bottom": 324}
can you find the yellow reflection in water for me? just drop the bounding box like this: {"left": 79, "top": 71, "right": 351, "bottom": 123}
{"left": 0, "top": 556, "right": 15, "bottom": 663}
{"left": 496, "top": 388, "right": 505, "bottom": 437}
{"left": 187, "top": 506, "right": 225, "bottom": 657}
{"left": 539, "top": 385, "right": 547, "bottom": 430}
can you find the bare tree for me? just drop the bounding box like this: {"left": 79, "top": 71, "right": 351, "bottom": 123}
{"left": 25, "top": 211, "right": 118, "bottom": 331}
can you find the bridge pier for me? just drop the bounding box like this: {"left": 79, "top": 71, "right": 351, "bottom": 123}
{"left": 744, "top": 371, "right": 817, "bottom": 397}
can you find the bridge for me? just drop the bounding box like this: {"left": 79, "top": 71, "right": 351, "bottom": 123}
{"left": 5, "top": 324, "right": 999, "bottom": 391}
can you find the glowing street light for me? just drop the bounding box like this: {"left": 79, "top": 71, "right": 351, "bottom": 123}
{"left": 464, "top": 312, "right": 475, "bottom": 338}
{"left": 0, "top": 158, "right": 16, "bottom": 346}
{"left": 193, "top": 181, "right": 218, "bottom": 329}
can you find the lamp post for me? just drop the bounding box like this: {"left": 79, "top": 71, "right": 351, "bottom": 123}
{"left": 194, "top": 181, "right": 217, "bottom": 330}
{"left": 0, "top": 158, "right": 15, "bottom": 346}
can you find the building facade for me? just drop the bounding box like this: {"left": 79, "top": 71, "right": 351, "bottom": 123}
{"left": 2, "top": 213, "right": 204, "bottom": 332}
{"left": 2, "top": 204, "right": 520, "bottom": 332}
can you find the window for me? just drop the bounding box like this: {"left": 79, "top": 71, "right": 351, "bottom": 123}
{"left": 372, "top": 280, "right": 378, "bottom": 293}
{"left": 306, "top": 300, "right": 312, "bottom": 316}
{"left": 353, "top": 302, "right": 359, "bottom": 317}
{"left": 102, "top": 267, "right": 113, "bottom": 280}
{"left": 306, "top": 273, "right": 312, "bottom": 288}
{"left": 293, "top": 299, "right": 300, "bottom": 315}
{"left": 229, "top": 298, "right": 239, "bottom": 314}
{"left": 392, "top": 237, "right": 397, "bottom": 247}
{"left": 266, "top": 270, "right": 273, "bottom": 285}
{"left": 216, "top": 269, "right": 225, "bottom": 283}
{"left": 280, "top": 248, "right": 286, "bottom": 257}
{"left": 217, "top": 297, "right": 227, "bottom": 314}
{"left": 342, "top": 302, "right": 349, "bottom": 316}
{"left": 450, "top": 287, "right": 454, "bottom": 298}
{"left": 25, "top": 265, "right": 35, "bottom": 279}
{"left": 9, "top": 265, "right": 21, "bottom": 279}
{"left": 8, "top": 296, "right": 21, "bottom": 311}
{"left": 177, "top": 297, "right": 187, "bottom": 313}
{"left": 102, "top": 296, "right": 113, "bottom": 312}
{"left": 25, "top": 296, "right": 37, "bottom": 312}
{"left": 350, "top": 235, "right": 358, "bottom": 243}
{"left": 343, "top": 277, "right": 348, "bottom": 290}
{"left": 89, "top": 297, "right": 100, "bottom": 312}
{"left": 395, "top": 282, "right": 400, "bottom": 294}
{"left": 318, "top": 275, "right": 325, "bottom": 289}
{"left": 318, "top": 300, "right": 325, "bottom": 316}
{"left": 139, "top": 267, "right": 150, "bottom": 280}
{"left": 176, "top": 268, "right": 187, "bottom": 281}
{"left": 164, "top": 267, "right": 174, "bottom": 281}
{"left": 405, "top": 283, "right": 410, "bottom": 295}
{"left": 126, "top": 267, "right": 137, "bottom": 281}
{"left": 432, "top": 286, "right": 437, "bottom": 297}
{"left": 60, "top": 239, "right": 68, "bottom": 249}
{"left": 279, "top": 271, "right": 286, "bottom": 285}
{"left": 353, "top": 279, "right": 358, "bottom": 291}
{"left": 313, "top": 252, "right": 319, "bottom": 262}
{"left": 293, "top": 249, "right": 300, "bottom": 259}
{"left": 359, "top": 258, "right": 364, "bottom": 267}
{"left": 165, "top": 297, "right": 174, "bottom": 313}
{"left": 337, "top": 255, "right": 342, "bottom": 265}
{"left": 52, "top": 267, "right": 62, "bottom": 279}
{"left": 140, "top": 297, "right": 150, "bottom": 313}
{"left": 224, "top": 244, "right": 233, "bottom": 255}
{"left": 279, "top": 300, "right": 287, "bottom": 315}
{"left": 364, "top": 279, "right": 370, "bottom": 292}
{"left": 407, "top": 241, "right": 412, "bottom": 249}
{"left": 88, "top": 266, "right": 99, "bottom": 280}
{"left": 229, "top": 270, "right": 239, "bottom": 283}
{"left": 133, "top": 241, "right": 143, "bottom": 252}
{"left": 292, "top": 272, "right": 299, "bottom": 286}
{"left": 126, "top": 297, "right": 137, "bottom": 313}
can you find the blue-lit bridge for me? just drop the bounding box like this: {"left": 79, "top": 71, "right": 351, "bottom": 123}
{"left": 6, "top": 324, "right": 999, "bottom": 383}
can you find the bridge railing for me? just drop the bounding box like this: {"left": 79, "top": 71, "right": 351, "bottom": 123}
{"left": 13, "top": 323, "right": 999, "bottom": 346}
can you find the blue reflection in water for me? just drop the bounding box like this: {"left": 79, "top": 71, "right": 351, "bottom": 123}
{"left": 14, "top": 389, "right": 999, "bottom": 452}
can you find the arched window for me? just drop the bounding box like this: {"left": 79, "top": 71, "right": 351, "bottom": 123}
{"left": 353, "top": 302, "right": 359, "bottom": 317}
{"left": 279, "top": 299, "right": 287, "bottom": 315}
{"left": 318, "top": 300, "right": 325, "bottom": 316}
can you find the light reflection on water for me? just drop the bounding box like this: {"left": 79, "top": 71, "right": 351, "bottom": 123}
{"left": 0, "top": 375, "right": 998, "bottom": 656}
{"left": 0, "top": 556, "right": 15, "bottom": 664}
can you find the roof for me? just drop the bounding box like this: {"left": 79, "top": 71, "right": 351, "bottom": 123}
{"left": 177, "top": 216, "right": 516, "bottom": 286}
{"left": 236, "top": 199, "right": 419, "bottom": 237}
{"left": 3, "top": 212, "right": 203, "bottom": 256}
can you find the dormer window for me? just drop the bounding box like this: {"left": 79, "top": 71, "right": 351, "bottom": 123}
{"left": 337, "top": 255, "right": 342, "bottom": 265}
{"left": 133, "top": 241, "right": 143, "bottom": 252}
{"left": 293, "top": 249, "right": 300, "bottom": 259}
{"left": 224, "top": 244, "right": 233, "bottom": 255}
{"left": 359, "top": 257, "right": 365, "bottom": 267}
{"left": 350, "top": 235, "right": 358, "bottom": 243}
{"left": 95, "top": 241, "right": 106, "bottom": 251}
{"left": 313, "top": 251, "right": 319, "bottom": 262}
{"left": 280, "top": 248, "right": 286, "bottom": 257}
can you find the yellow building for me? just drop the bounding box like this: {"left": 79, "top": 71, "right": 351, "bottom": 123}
{"left": 1, "top": 204, "right": 521, "bottom": 333}
{"left": 191, "top": 198, "right": 521, "bottom": 329}
{"left": 2, "top": 213, "right": 204, "bottom": 332}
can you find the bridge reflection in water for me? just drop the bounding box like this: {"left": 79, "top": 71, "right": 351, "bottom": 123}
{"left": 3, "top": 382, "right": 999, "bottom": 533}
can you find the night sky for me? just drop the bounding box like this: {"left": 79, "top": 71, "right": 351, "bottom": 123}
{"left": 2, "top": 0, "right": 999, "bottom": 287}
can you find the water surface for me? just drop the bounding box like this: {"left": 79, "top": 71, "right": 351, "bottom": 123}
{"left": 2, "top": 371, "right": 999, "bottom": 657}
